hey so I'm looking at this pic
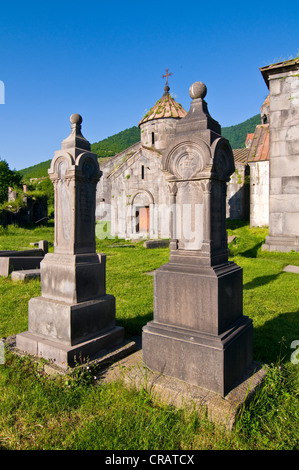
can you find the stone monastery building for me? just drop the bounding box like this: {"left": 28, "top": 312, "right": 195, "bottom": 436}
{"left": 96, "top": 81, "right": 269, "bottom": 239}
{"left": 96, "top": 82, "right": 189, "bottom": 239}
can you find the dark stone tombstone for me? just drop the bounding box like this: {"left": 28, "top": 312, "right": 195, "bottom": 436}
{"left": 142, "top": 82, "right": 254, "bottom": 396}
{"left": 16, "top": 114, "right": 124, "bottom": 369}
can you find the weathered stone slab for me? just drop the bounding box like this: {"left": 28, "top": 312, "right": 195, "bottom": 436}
{"left": 7, "top": 334, "right": 137, "bottom": 375}
{"left": 0, "top": 257, "right": 43, "bottom": 276}
{"left": 0, "top": 248, "right": 44, "bottom": 257}
{"left": 15, "top": 327, "right": 125, "bottom": 370}
{"left": 100, "top": 349, "right": 266, "bottom": 430}
{"left": 283, "top": 265, "right": 299, "bottom": 273}
{"left": 11, "top": 269, "right": 41, "bottom": 281}
{"left": 143, "top": 239, "right": 170, "bottom": 248}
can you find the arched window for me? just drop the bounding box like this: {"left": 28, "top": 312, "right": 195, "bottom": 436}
{"left": 262, "top": 114, "right": 268, "bottom": 124}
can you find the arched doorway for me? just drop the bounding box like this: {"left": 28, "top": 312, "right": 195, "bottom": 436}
{"left": 131, "top": 190, "right": 154, "bottom": 236}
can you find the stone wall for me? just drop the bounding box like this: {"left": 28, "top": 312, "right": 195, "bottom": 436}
{"left": 140, "top": 118, "right": 178, "bottom": 152}
{"left": 108, "top": 147, "right": 170, "bottom": 239}
{"left": 249, "top": 161, "right": 269, "bottom": 227}
{"left": 226, "top": 163, "right": 249, "bottom": 220}
{"left": 260, "top": 59, "right": 299, "bottom": 251}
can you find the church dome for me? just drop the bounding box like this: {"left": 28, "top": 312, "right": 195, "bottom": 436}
{"left": 138, "top": 85, "right": 187, "bottom": 127}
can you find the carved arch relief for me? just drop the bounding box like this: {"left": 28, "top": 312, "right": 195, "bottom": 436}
{"left": 210, "top": 138, "right": 235, "bottom": 181}
{"left": 162, "top": 140, "right": 211, "bottom": 180}
{"left": 56, "top": 158, "right": 71, "bottom": 244}
{"left": 49, "top": 152, "right": 74, "bottom": 178}
{"left": 130, "top": 189, "right": 154, "bottom": 206}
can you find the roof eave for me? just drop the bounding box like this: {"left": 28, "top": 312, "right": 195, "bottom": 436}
{"left": 260, "top": 58, "right": 299, "bottom": 88}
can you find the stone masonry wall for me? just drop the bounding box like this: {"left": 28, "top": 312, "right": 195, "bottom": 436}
{"left": 249, "top": 161, "right": 269, "bottom": 227}
{"left": 268, "top": 71, "right": 299, "bottom": 240}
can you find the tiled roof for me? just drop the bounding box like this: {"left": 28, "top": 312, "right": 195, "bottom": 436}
{"left": 233, "top": 148, "right": 249, "bottom": 163}
{"left": 245, "top": 133, "right": 255, "bottom": 150}
{"left": 138, "top": 86, "right": 187, "bottom": 126}
{"left": 247, "top": 124, "right": 269, "bottom": 162}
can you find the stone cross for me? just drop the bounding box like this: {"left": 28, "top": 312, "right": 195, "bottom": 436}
{"left": 162, "top": 68, "right": 173, "bottom": 86}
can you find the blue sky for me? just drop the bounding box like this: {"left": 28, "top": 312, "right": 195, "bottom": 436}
{"left": 0, "top": 0, "right": 298, "bottom": 171}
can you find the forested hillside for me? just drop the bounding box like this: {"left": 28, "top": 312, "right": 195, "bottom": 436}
{"left": 19, "top": 159, "right": 52, "bottom": 180}
{"left": 222, "top": 114, "right": 260, "bottom": 149}
{"left": 19, "top": 114, "right": 260, "bottom": 179}
{"left": 91, "top": 127, "right": 140, "bottom": 158}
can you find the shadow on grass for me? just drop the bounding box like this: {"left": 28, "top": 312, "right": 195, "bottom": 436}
{"left": 243, "top": 272, "right": 282, "bottom": 290}
{"left": 253, "top": 310, "right": 299, "bottom": 364}
{"left": 239, "top": 241, "right": 264, "bottom": 258}
{"left": 226, "top": 219, "right": 249, "bottom": 230}
{"left": 0, "top": 220, "right": 55, "bottom": 231}
{"left": 117, "top": 311, "right": 153, "bottom": 338}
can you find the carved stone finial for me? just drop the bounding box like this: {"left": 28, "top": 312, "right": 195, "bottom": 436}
{"left": 189, "top": 81, "right": 207, "bottom": 100}
{"left": 70, "top": 113, "right": 83, "bottom": 125}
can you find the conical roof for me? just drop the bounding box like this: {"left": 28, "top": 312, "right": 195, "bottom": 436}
{"left": 138, "top": 85, "right": 187, "bottom": 126}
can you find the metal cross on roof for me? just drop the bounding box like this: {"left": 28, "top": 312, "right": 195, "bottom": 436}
{"left": 162, "top": 68, "right": 173, "bottom": 85}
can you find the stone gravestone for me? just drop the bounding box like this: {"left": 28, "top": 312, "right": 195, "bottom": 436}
{"left": 142, "top": 82, "right": 254, "bottom": 396}
{"left": 16, "top": 114, "right": 124, "bottom": 369}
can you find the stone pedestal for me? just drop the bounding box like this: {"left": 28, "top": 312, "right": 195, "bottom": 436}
{"left": 143, "top": 262, "right": 253, "bottom": 396}
{"left": 143, "top": 82, "right": 254, "bottom": 396}
{"left": 16, "top": 114, "right": 124, "bottom": 369}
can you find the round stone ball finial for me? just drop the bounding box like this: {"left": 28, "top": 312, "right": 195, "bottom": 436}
{"left": 189, "top": 82, "right": 207, "bottom": 100}
{"left": 70, "top": 113, "right": 83, "bottom": 125}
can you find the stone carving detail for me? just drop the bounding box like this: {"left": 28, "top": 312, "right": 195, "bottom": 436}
{"left": 163, "top": 140, "right": 210, "bottom": 181}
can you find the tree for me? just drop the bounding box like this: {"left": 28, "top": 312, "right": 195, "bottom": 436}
{"left": 0, "top": 159, "right": 23, "bottom": 204}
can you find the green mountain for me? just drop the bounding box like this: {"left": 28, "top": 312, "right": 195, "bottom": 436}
{"left": 19, "top": 115, "right": 261, "bottom": 179}
{"left": 19, "top": 159, "right": 52, "bottom": 180}
{"left": 222, "top": 114, "right": 260, "bottom": 149}
{"left": 91, "top": 126, "right": 140, "bottom": 158}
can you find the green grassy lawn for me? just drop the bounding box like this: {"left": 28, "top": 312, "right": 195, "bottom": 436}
{"left": 0, "top": 221, "right": 298, "bottom": 450}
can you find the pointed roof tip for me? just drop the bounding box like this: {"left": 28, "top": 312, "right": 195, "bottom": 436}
{"left": 138, "top": 86, "right": 187, "bottom": 126}
{"left": 61, "top": 113, "right": 91, "bottom": 151}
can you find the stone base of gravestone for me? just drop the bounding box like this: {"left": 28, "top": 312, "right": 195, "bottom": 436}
{"left": 16, "top": 252, "right": 125, "bottom": 369}
{"left": 262, "top": 235, "right": 299, "bottom": 253}
{"left": 99, "top": 348, "right": 266, "bottom": 430}
{"left": 11, "top": 269, "right": 41, "bottom": 281}
{"left": 16, "top": 326, "right": 125, "bottom": 370}
{"left": 143, "top": 262, "right": 253, "bottom": 397}
{"left": 8, "top": 334, "right": 137, "bottom": 376}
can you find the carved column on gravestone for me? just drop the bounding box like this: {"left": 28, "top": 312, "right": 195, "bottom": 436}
{"left": 142, "top": 82, "right": 254, "bottom": 397}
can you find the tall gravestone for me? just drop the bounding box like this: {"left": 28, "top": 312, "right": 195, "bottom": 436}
{"left": 142, "top": 82, "right": 253, "bottom": 396}
{"left": 16, "top": 114, "right": 124, "bottom": 369}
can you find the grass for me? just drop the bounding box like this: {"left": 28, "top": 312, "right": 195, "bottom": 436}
{"left": 0, "top": 221, "right": 298, "bottom": 450}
